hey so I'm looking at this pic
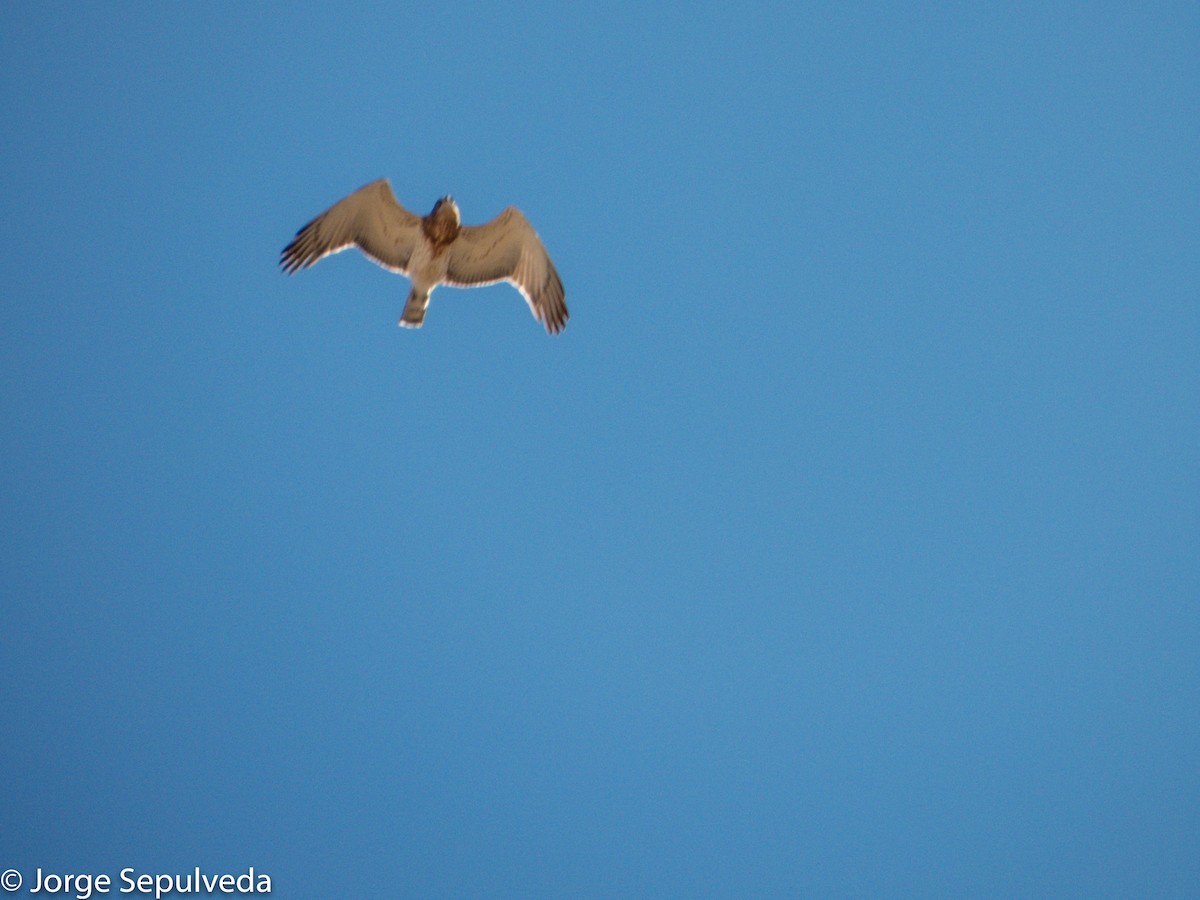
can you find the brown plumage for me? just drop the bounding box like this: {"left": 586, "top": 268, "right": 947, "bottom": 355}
{"left": 280, "top": 179, "right": 567, "bottom": 334}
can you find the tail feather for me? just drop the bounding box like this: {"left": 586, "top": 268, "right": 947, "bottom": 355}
{"left": 400, "top": 288, "right": 429, "bottom": 328}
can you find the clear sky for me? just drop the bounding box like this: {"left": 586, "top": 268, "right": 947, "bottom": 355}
{"left": 1, "top": 2, "right": 1197, "bottom": 896}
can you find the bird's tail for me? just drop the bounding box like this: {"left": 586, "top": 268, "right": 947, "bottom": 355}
{"left": 399, "top": 288, "right": 430, "bottom": 328}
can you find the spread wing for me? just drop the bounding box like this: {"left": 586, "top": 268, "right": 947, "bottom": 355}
{"left": 280, "top": 179, "right": 422, "bottom": 275}
{"left": 445, "top": 207, "right": 568, "bottom": 334}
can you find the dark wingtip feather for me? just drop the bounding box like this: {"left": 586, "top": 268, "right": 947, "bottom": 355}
{"left": 541, "top": 269, "right": 568, "bottom": 334}
{"left": 279, "top": 219, "right": 318, "bottom": 274}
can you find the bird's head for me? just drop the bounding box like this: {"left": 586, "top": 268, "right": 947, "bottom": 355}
{"left": 433, "top": 195, "right": 461, "bottom": 226}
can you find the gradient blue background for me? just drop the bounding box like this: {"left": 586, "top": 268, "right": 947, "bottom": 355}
{"left": 1, "top": 3, "right": 1197, "bottom": 896}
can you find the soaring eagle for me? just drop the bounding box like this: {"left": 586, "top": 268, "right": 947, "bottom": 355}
{"left": 280, "top": 179, "right": 567, "bottom": 334}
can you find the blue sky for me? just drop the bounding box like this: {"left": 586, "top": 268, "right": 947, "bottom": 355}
{"left": 1, "top": 2, "right": 1197, "bottom": 896}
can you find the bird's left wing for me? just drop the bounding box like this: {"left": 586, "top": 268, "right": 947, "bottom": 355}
{"left": 444, "top": 207, "right": 568, "bottom": 334}
{"left": 280, "top": 179, "right": 422, "bottom": 275}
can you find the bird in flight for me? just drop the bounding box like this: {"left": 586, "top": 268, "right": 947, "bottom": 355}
{"left": 280, "top": 179, "right": 567, "bottom": 334}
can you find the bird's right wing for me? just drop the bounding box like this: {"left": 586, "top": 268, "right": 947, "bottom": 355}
{"left": 280, "top": 179, "right": 422, "bottom": 275}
